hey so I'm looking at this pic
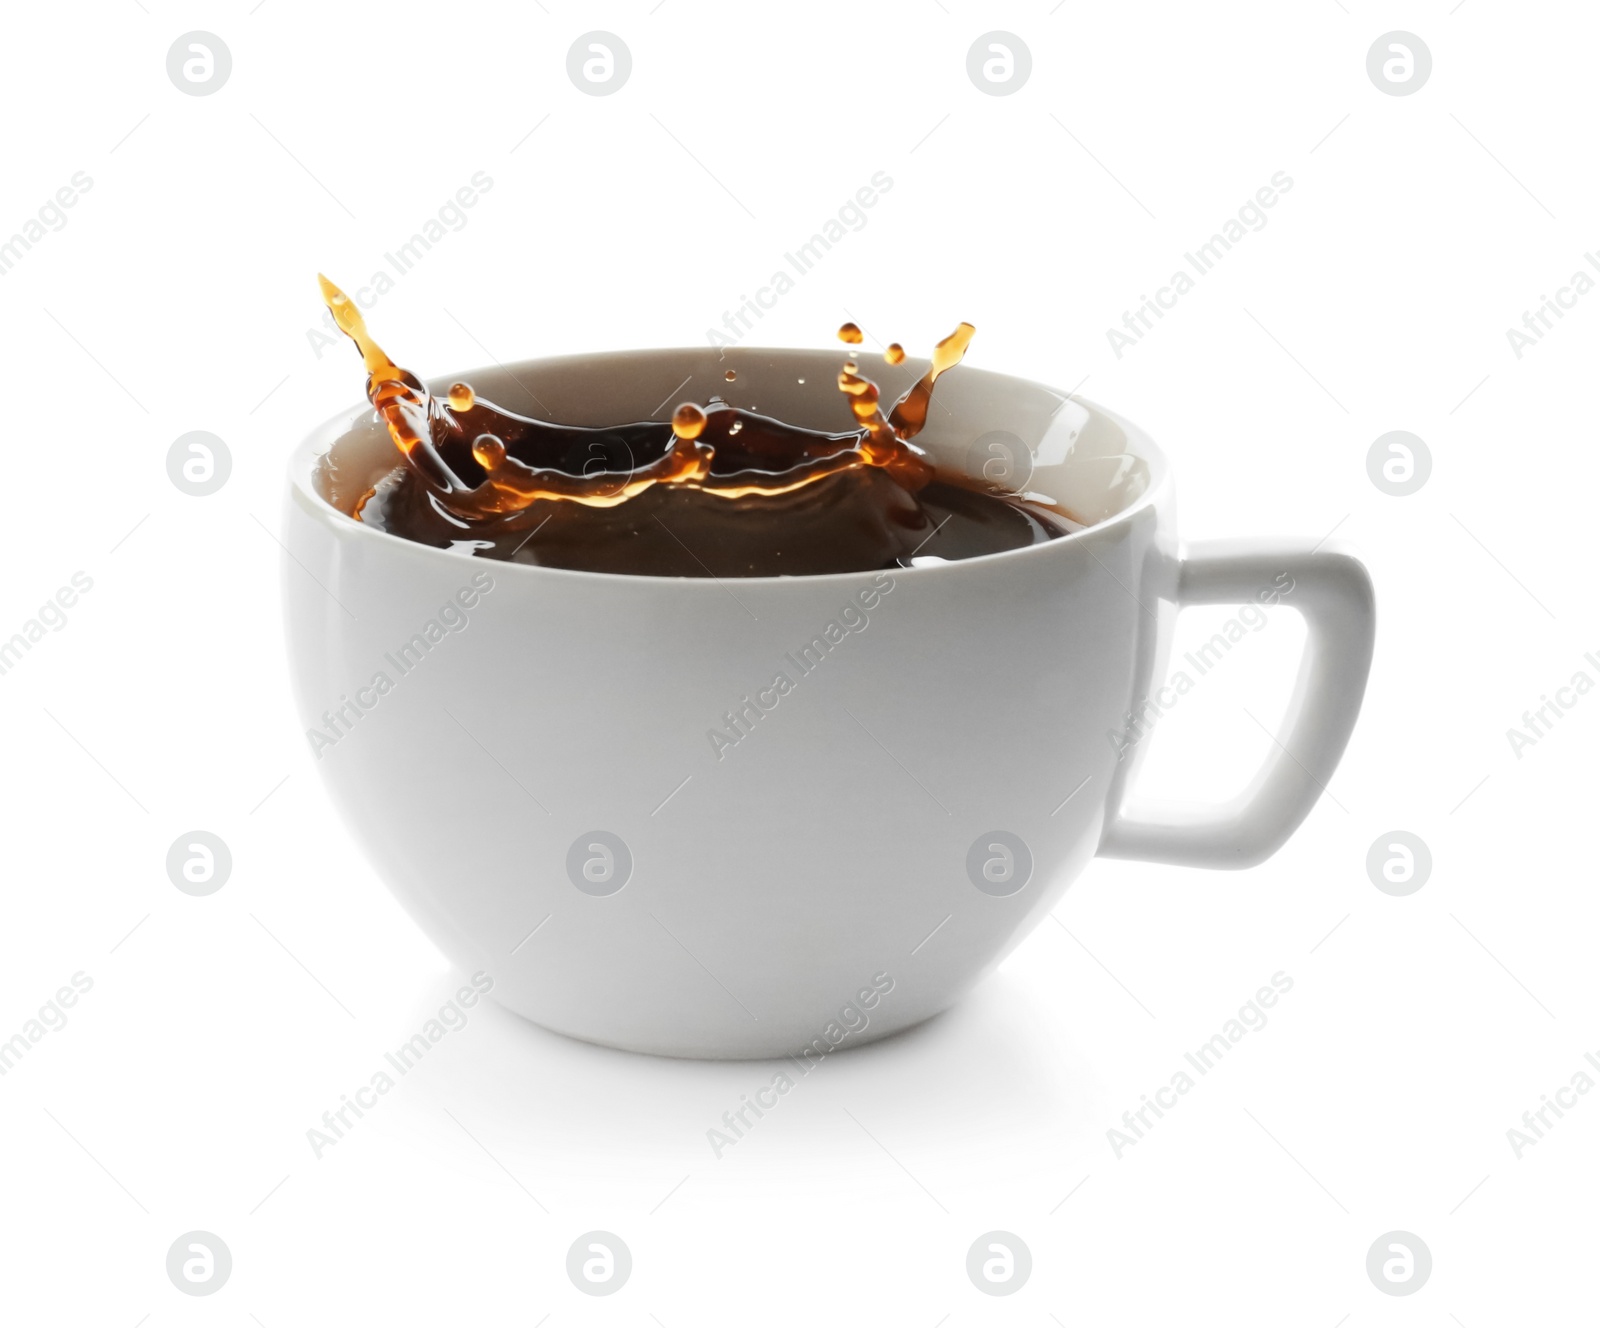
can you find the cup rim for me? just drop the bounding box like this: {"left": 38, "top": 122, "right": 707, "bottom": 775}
{"left": 285, "top": 347, "right": 1172, "bottom": 589}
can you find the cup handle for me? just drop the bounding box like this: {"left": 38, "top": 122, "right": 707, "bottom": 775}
{"left": 1098, "top": 538, "right": 1376, "bottom": 869}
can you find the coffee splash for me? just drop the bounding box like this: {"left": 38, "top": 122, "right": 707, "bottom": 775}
{"left": 318, "top": 277, "right": 1077, "bottom": 577}
{"left": 320, "top": 275, "right": 971, "bottom": 520}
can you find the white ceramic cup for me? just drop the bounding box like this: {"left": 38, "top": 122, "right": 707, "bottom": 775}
{"left": 282, "top": 347, "right": 1375, "bottom": 1059}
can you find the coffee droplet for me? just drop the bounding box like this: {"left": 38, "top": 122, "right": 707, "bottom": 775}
{"left": 472, "top": 433, "right": 507, "bottom": 469}
{"left": 672, "top": 402, "right": 707, "bottom": 441}
{"left": 885, "top": 344, "right": 905, "bottom": 365}
{"left": 447, "top": 382, "right": 475, "bottom": 412}
{"left": 724, "top": 369, "right": 737, "bottom": 382}
{"left": 838, "top": 322, "right": 864, "bottom": 345}
{"left": 843, "top": 359, "right": 858, "bottom": 374}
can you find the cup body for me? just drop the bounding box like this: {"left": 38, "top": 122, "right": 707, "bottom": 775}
{"left": 283, "top": 347, "right": 1177, "bottom": 1057}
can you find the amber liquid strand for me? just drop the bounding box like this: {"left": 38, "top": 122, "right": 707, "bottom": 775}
{"left": 887, "top": 322, "right": 975, "bottom": 439}
{"left": 318, "top": 274, "right": 468, "bottom": 495}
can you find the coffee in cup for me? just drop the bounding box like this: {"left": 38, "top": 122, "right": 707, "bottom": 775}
{"left": 318, "top": 275, "right": 1082, "bottom": 577}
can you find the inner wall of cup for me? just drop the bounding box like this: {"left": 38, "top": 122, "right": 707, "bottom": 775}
{"left": 311, "top": 347, "right": 1154, "bottom": 525}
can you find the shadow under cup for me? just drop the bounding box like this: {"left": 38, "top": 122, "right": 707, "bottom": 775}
{"left": 283, "top": 346, "right": 1171, "bottom": 1059}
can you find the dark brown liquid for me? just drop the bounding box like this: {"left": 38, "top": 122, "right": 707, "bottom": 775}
{"left": 319, "top": 277, "right": 1080, "bottom": 578}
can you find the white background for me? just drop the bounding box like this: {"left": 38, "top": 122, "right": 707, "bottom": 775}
{"left": 1, "top": 1, "right": 1595, "bottom": 1322}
